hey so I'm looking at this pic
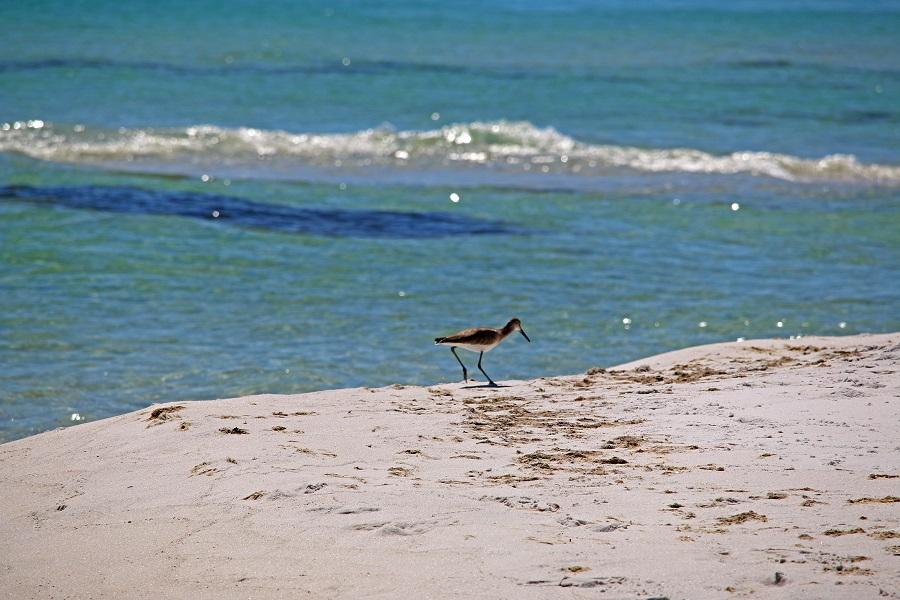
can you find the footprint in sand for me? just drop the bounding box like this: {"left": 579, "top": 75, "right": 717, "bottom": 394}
{"left": 378, "top": 521, "right": 434, "bottom": 536}
{"left": 559, "top": 575, "right": 626, "bottom": 588}
{"left": 388, "top": 466, "right": 413, "bottom": 477}
{"left": 263, "top": 490, "right": 296, "bottom": 501}
{"left": 525, "top": 576, "right": 626, "bottom": 588}
{"left": 258, "top": 483, "right": 328, "bottom": 500}
{"left": 219, "top": 427, "right": 249, "bottom": 435}
{"left": 717, "top": 511, "right": 767, "bottom": 525}
{"left": 557, "top": 515, "right": 591, "bottom": 527}
{"left": 351, "top": 519, "right": 447, "bottom": 536}
{"left": 334, "top": 506, "right": 381, "bottom": 515}
{"left": 481, "top": 495, "right": 560, "bottom": 512}
{"left": 351, "top": 521, "right": 390, "bottom": 531}
{"left": 189, "top": 462, "right": 218, "bottom": 477}
{"left": 145, "top": 405, "right": 185, "bottom": 428}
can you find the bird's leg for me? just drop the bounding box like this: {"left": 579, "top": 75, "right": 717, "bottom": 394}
{"left": 450, "top": 347, "right": 468, "bottom": 382}
{"left": 477, "top": 351, "right": 497, "bottom": 387}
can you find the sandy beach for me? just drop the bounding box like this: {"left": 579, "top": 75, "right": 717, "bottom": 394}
{"left": 1, "top": 332, "right": 897, "bottom": 599}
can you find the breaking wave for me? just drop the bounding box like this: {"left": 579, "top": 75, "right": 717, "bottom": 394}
{"left": 2, "top": 119, "right": 898, "bottom": 186}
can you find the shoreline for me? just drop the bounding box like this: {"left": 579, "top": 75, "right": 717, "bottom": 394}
{"left": 1, "top": 332, "right": 898, "bottom": 598}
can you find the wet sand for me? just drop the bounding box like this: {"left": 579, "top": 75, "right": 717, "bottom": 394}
{"left": 1, "top": 333, "right": 898, "bottom": 599}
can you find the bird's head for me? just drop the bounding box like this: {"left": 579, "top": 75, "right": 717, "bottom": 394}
{"left": 506, "top": 318, "right": 530, "bottom": 342}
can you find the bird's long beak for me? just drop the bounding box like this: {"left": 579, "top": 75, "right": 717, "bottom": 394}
{"left": 520, "top": 328, "right": 531, "bottom": 342}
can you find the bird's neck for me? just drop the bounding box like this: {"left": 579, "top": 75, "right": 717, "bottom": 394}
{"left": 500, "top": 322, "right": 516, "bottom": 337}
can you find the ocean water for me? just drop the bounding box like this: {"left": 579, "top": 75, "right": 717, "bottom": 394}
{"left": 1, "top": 0, "right": 898, "bottom": 442}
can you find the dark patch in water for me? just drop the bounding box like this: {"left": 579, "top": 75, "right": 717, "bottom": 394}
{"left": 0, "top": 58, "right": 641, "bottom": 84}
{"left": 777, "top": 109, "right": 897, "bottom": 125}
{"left": 0, "top": 185, "right": 522, "bottom": 239}
{"left": 729, "top": 59, "right": 795, "bottom": 69}
{"left": 0, "top": 57, "right": 471, "bottom": 77}
{"left": 723, "top": 59, "right": 898, "bottom": 78}
{"left": 836, "top": 110, "right": 896, "bottom": 124}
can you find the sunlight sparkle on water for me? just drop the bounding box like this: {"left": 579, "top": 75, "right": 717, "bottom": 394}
{"left": 731, "top": 202, "right": 740, "bottom": 211}
{"left": 449, "top": 193, "right": 460, "bottom": 203}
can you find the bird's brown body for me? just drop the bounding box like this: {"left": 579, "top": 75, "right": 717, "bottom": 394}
{"left": 434, "top": 326, "right": 505, "bottom": 351}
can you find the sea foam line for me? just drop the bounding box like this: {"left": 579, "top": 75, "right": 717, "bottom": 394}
{"left": 1, "top": 119, "right": 898, "bottom": 185}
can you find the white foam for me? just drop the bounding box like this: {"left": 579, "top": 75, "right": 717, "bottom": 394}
{"left": 1, "top": 119, "right": 898, "bottom": 185}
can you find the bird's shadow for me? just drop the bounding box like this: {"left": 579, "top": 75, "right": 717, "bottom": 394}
{"left": 461, "top": 383, "right": 511, "bottom": 389}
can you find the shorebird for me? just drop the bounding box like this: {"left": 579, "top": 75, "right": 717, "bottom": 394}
{"left": 434, "top": 318, "right": 531, "bottom": 386}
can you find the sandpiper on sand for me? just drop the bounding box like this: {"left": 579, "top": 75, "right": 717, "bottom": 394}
{"left": 434, "top": 318, "right": 531, "bottom": 386}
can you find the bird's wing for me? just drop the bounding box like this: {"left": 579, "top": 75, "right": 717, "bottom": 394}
{"left": 436, "top": 328, "right": 498, "bottom": 345}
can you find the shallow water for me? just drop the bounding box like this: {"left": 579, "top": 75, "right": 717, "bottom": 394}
{"left": 1, "top": 0, "right": 898, "bottom": 441}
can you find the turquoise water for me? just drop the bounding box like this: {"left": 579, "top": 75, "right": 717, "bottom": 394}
{"left": 1, "top": 1, "right": 899, "bottom": 442}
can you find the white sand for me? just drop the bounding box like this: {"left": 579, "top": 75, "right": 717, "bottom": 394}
{"left": 1, "top": 333, "right": 898, "bottom": 599}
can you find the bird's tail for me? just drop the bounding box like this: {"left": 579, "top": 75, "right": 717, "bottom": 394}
{"left": 434, "top": 337, "right": 445, "bottom": 344}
